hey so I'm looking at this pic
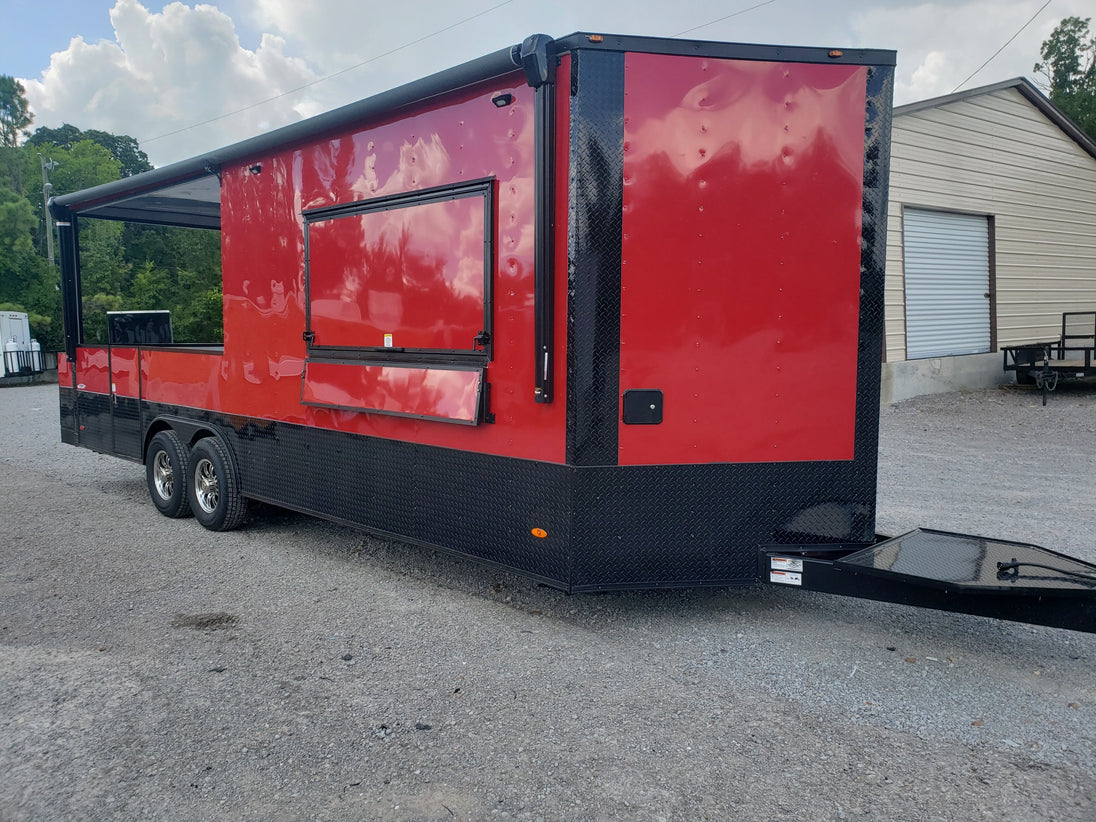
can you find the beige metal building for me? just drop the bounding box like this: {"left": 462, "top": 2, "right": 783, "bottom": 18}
{"left": 881, "top": 77, "right": 1096, "bottom": 403}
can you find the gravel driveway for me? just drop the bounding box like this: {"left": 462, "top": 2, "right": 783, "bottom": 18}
{"left": 2, "top": 381, "right": 1094, "bottom": 821}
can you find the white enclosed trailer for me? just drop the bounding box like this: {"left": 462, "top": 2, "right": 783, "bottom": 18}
{"left": 0, "top": 312, "right": 43, "bottom": 377}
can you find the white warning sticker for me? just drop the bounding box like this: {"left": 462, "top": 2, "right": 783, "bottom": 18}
{"left": 770, "top": 557, "right": 803, "bottom": 572}
{"left": 770, "top": 570, "right": 803, "bottom": 586}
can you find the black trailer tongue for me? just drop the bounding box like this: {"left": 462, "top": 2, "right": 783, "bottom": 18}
{"left": 765, "top": 529, "right": 1096, "bottom": 634}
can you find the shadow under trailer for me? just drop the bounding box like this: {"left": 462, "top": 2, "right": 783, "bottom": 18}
{"left": 50, "top": 33, "right": 1096, "bottom": 633}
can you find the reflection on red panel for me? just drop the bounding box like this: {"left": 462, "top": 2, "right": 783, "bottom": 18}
{"left": 618, "top": 54, "right": 866, "bottom": 465}
{"left": 142, "top": 349, "right": 225, "bottom": 410}
{"left": 216, "top": 71, "right": 567, "bottom": 463}
{"left": 302, "top": 361, "right": 482, "bottom": 424}
{"left": 75, "top": 348, "right": 110, "bottom": 394}
{"left": 58, "top": 352, "right": 72, "bottom": 383}
{"left": 110, "top": 348, "right": 140, "bottom": 397}
{"left": 308, "top": 194, "right": 486, "bottom": 350}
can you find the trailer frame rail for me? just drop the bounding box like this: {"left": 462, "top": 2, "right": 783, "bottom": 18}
{"left": 764, "top": 528, "right": 1096, "bottom": 634}
{"left": 1002, "top": 311, "right": 1096, "bottom": 403}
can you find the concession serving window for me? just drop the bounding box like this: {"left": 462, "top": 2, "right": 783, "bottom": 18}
{"left": 301, "top": 178, "right": 496, "bottom": 424}
{"left": 303, "top": 178, "right": 495, "bottom": 358}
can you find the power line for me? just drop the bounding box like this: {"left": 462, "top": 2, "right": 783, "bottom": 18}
{"left": 141, "top": 0, "right": 515, "bottom": 145}
{"left": 951, "top": 0, "right": 1053, "bottom": 93}
{"left": 673, "top": 0, "right": 778, "bottom": 38}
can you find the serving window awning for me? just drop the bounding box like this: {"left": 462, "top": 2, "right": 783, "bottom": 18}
{"left": 56, "top": 172, "right": 222, "bottom": 229}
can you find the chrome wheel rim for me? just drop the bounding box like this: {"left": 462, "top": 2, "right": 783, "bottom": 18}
{"left": 153, "top": 450, "right": 174, "bottom": 500}
{"left": 194, "top": 458, "right": 219, "bottom": 514}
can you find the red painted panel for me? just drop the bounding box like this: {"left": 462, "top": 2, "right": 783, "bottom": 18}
{"left": 74, "top": 347, "right": 110, "bottom": 395}
{"left": 58, "top": 352, "right": 72, "bottom": 383}
{"left": 619, "top": 54, "right": 866, "bottom": 465}
{"left": 142, "top": 349, "right": 225, "bottom": 410}
{"left": 308, "top": 195, "right": 486, "bottom": 351}
{"left": 302, "top": 361, "right": 481, "bottom": 423}
{"left": 110, "top": 348, "right": 140, "bottom": 398}
{"left": 212, "top": 71, "right": 567, "bottom": 462}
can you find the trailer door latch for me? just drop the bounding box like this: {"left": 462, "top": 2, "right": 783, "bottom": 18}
{"left": 622, "top": 389, "right": 663, "bottom": 424}
{"left": 302, "top": 330, "right": 315, "bottom": 345}
{"left": 473, "top": 330, "right": 491, "bottom": 351}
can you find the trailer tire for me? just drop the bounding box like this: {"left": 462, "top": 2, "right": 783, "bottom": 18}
{"left": 146, "top": 430, "right": 192, "bottom": 518}
{"left": 188, "top": 437, "right": 248, "bottom": 532}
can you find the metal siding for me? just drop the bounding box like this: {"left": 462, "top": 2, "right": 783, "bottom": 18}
{"left": 899, "top": 104, "right": 1087, "bottom": 157}
{"left": 886, "top": 87, "right": 1096, "bottom": 363}
{"left": 894, "top": 142, "right": 1096, "bottom": 191}
{"left": 903, "top": 209, "right": 990, "bottom": 359}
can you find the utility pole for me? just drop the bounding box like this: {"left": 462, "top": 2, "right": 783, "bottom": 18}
{"left": 37, "top": 154, "right": 59, "bottom": 266}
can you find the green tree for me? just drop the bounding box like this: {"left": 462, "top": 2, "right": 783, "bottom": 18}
{"left": 0, "top": 185, "right": 35, "bottom": 255}
{"left": 1, "top": 76, "right": 33, "bottom": 194}
{"left": 0, "top": 75, "right": 32, "bottom": 148}
{"left": 21, "top": 140, "right": 127, "bottom": 346}
{"left": 2, "top": 251, "right": 62, "bottom": 352}
{"left": 0, "top": 184, "right": 38, "bottom": 301}
{"left": 127, "top": 261, "right": 172, "bottom": 309}
{"left": 0, "top": 184, "right": 59, "bottom": 350}
{"left": 28, "top": 125, "right": 153, "bottom": 177}
{"left": 23, "top": 138, "right": 119, "bottom": 249}
{"left": 81, "top": 292, "right": 124, "bottom": 344}
{"left": 79, "top": 218, "right": 129, "bottom": 339}
{"left": 46, "top": 139, "right": 123, "bottom": 195}
{"left": 117, "top": 224, "right": 223, "bottom": 342}
{"left": 1036, "top": 16, "right": 1096, "bottom": 140}
{"left": 0, "top": 125, "right": 224, "bottom": 349}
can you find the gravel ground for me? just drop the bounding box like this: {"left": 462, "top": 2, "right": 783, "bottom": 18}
{"left": 1, "top": 381, "right": 1094, "bottom": 821}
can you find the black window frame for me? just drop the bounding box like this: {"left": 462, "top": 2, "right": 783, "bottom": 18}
{"left": 302, "top": 177, "right": 496, "bottom": 366}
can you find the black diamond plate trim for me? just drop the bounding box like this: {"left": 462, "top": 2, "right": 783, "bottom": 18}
{"left": 59, "top": 385, "right": 77, "bottom": 439}
{"left": 566, "top": 49, "right": 624, "bottom": 467}
{"left": 111, "top": 396, "right": 143, "bottom": 460}
{"left": 570, "top": 462, "right": 876, "bottom": 590}
{"left": 844, "top": 62, "right": 896, "bottom": 538}
{"left": 74, "top": 391, "right": 113, "bottom": 454}
{"left": 141, "top": 402, "right": 573, "bottom": 587}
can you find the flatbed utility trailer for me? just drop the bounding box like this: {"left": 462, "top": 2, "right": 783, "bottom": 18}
{"left": 51, "top": 32, "right": 1096, "bottom": 633}
{"left": 1003, "top": 311, "right": 1096, "bottom": 401}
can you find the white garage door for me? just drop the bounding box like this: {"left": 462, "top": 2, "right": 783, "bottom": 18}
{"left": 903, "top": 208, "right": 991, "bottom": 359}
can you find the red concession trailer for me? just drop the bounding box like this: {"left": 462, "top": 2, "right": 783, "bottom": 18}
{"left": 51, "top": 33, "right": 1096, "bottom": 631}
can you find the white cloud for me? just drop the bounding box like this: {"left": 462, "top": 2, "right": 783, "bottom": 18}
{"left": 23, "top": 0, "right": 317, "bottom": 166}
{"left": 850, "top": 0, "right": 1096, "bottom": 104}
{"left": 17, "top": 0, "right": 1096, "bottom": 168}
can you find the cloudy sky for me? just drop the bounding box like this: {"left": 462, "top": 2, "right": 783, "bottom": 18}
{"left": 4, "top": 0, "right": 1091, "bottom": 168}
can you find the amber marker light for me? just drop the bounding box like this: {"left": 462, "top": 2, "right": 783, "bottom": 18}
{"left": 531, "top": 528, "right": 548, "bottom": 539}
{"left": 828, "top": 50, "right": 843, "bottom": 58}
{"left": 588, "top": 34, "right": 604, "bottom": 43}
